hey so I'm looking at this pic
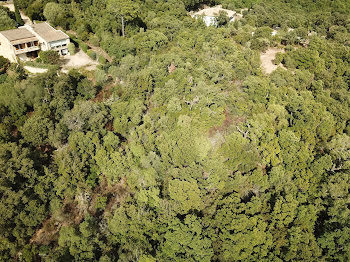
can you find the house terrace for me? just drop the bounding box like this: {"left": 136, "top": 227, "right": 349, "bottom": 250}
{"left": 0, "top": 28, "right": 40, "bottom": 62}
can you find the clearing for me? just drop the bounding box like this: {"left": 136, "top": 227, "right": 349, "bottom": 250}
{"left": 24, "top": 66, "right": 48, "bottom": 74}
{"left": 260, "top": 47, "right": 285, "bottom": 74}
{"left": 61, "top": 50, "right": 99, "bottom": 72}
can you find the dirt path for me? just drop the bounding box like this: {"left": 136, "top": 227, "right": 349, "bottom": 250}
{"left": 260, "top": 47, "right": 285, "bottom": 74}
{"left": 24, "top": 66, "right": 48, "bottom": 74}
{"left": 1, "top": 3, "right": 32, "bottom": 25}
{"left": 86, "top": 42, "right": 113, "bottom": 62}
{"left": 67, "top": 30, "right": 113, "bottom": 62}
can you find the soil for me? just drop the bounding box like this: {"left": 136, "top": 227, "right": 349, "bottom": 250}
{"left": 30, "top": 177, "right": 129, "bottom": 245}
{"left": 61, "top": 50, "right": 99, "bottom": 71}
{"left": 260, "top": 47, "right": 286, "bottom": 74}
{"left": 24, "top": 66, "right": 48, "bottom": 74}
{"left": 94, "top": 82, "right": 114, "bottom": 102}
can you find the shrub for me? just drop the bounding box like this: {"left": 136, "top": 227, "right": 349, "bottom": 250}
{"left": 98, "top": 56, "right": 106, "bottom": 64}
{"left": 87, "top": 50, "right": 97, "bottom": 60}
{"left": 80, "top": 43, "right": 88, "bottom": 53}
{"left": 39, "top": 50, "right": 60, "bottom": 64}
{"left": 250, "top": 38, "right": 270, "bottom": 52}
{"left": 0, "top": 56, "right": 10, "bottom": 74}
{"left": 216, "top": 11, "right": 230, "bottom": 27}
{"left": 89, "top": 35, "right": 100, "bottom": 47}
{"left": 68, "top": 43, "right": 76, "bottom": 55}
{"left": 274, "top": 52, "right": 284, "bottom": 65}
{"left": 108, "top": 66, "right": 119, "bottom": 79}
{"left": 94, "top": 69, "right": 107, "bottom": 84}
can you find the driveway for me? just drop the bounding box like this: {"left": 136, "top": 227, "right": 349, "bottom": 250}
{"left": 61, "top": 50, "right": 99, "bottom": 71}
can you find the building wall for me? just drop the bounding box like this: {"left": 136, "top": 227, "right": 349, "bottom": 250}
{"left": 0, "top": 34, "right": 17, "bottom": 63}
{"left": 196, "top": 16, "right": 216, "bottom": 27}
{"left": 193, "top": 14, "right": 238, "bottom": 27}
{"left": 49, "top": 39, "right": 70, "bottom": 55}
{"left": 0, "top": 25, "right": 71, "bottom": 63}
{"left": 49, "top": 39, "right": 69, "bottom": 49}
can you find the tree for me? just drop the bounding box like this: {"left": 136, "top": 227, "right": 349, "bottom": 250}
{"left": 14, "top": 0, "right": 24, "bottom": 26}
{"left": 0, "top": 56, "right": 10, "bottom": 74}
{"left": 0, "top": 8, "right": 16, "bottom": 31}
{"left": 108, "top": 0, "right": 140, "bottom": 37}
{"left": 158, "top": 215, "right": 213, "bottom": 262}
{"left": 216, "top": 11, "right": 230, "bottom": 27}
{"left": 39, "top": 50, "right": 60, "bottom": 64}
{"left": 168, "top": 179, "right": 203, "bottom": 214}
{"left": 43, "top": 2, "right": 66, "bottom": 27}
{"left": 20, "top": 114, "right": 54, "bottom": 146}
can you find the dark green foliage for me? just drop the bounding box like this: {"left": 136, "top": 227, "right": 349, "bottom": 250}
{"left": 0, "top": 56, "right": 10, "bottom": 74}
{"left": 80, "top": 42, "right": 88, "bottom": 53}
{"left": 39, "top": 50, "right": 60, "bottom": 64}
{"left": 0, "top": 6, "right": 16, "bottom": 31}
{"left": 216, "top": 10, "right": 230, "bottom": 27}
{"left": 14, "top": 0, "right": 24, "bottom": 26}
{"left": 0, "top": 0, "right": 350, "bottom": 261}
{"left": 87, "top": 50, "right": 97, "bottom": 60}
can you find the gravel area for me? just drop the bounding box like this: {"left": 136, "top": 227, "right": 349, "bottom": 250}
{"left": 61, "top": 50, "right": 99, "bottom": 71}
{"left": 24, "top": 66, "right": 48, "bottom": 74}
{"left": 260, "top": 47, "right": 285, "bottom": 74}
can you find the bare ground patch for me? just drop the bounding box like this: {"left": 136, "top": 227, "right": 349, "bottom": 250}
{"left": 260, "top": 47, "right": 286, "bottom": 74}
{"left": 61, "top": 50, "right": 99, "bottom": 71}
{"left": 30, "top": 177, "right": 129, "bottom": 245}
{"left": 24, "top": 66, "right": 48, "bottom": 74}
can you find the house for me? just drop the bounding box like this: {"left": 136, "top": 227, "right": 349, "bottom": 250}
{"left": 190, "top": 5, "right": 239, "bottom": 27}
{"left": 25, "top": 22, "right": 70, "bottom": 56}
{"left": 0, "top": 22, "right": 70, "bottom": 63}
{"left": 0, "top": 28, "right": 40, "bottom": 62}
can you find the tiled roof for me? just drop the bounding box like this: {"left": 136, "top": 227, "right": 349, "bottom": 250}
{"left": 192, "top": 5, "right": 236, "bottom": 18}
{"left": 31, "top": 22, "right": 69, "bottom": 42}
{"left": 0, "top": 28, "right": 37, "bottom": 43}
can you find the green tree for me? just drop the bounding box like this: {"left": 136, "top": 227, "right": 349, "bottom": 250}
{"left": 108, "top": 0, "right": 140, "bottom": 37}
{"left": 0, "top": 8, "right": 16, "bottom": 31}
{"left": 158, "top": 215, "right": 213, "bottom": 262}
{"left": 39, "top": 50, "right": 60, "bottom": 64}
{"left": 14, "top": 0, "right": 24, "bottom": 26}
{"left": 20, "top": 114, "right": 53, "bottom": 146}
{"left": 43, "top": 2, "right": 66, "bottom": 27}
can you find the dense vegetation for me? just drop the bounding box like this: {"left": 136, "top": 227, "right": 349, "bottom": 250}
{"left": 0, "top": 0, "right": 349, "bottom": 261}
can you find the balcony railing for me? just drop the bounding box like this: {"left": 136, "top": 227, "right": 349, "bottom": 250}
{"left": 51, "top": 44, "right": 68, "bottom": 50}
{"left": 14, "top": 45, "right": 40, "bottom": 55}
{"left": 13, "top": 41, "right": 40, "bottom": 54}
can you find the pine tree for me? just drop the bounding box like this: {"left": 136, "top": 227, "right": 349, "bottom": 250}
{"left": 14, "top": 0, "right": 24, "bottom": 26}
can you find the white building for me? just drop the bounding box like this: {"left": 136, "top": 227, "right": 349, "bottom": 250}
{"left": 0, "top": 28, "right": 40, "bottom": 62}
{"left": 190, "top": 5, "right": 239, "bottom": 27}
{"left": 25, "top": 22, "right": 70, "bottom": 56}
{"left": 0, "top": 22, "right": 70, "bottom": 63}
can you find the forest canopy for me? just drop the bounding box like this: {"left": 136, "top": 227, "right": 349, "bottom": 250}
{"left": 0, "top": 0, "right": 349, "bottom": 261}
